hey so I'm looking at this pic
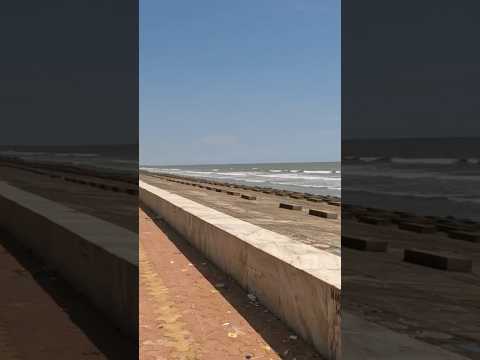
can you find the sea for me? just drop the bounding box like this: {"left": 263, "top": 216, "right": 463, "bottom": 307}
{"left": 343, "top": 138, "right": 480, "bottom": 221}
{"left": 141, "top": 162, "right": 341, "bottom": 197}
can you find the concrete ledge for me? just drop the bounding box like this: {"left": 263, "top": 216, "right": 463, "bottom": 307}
{"left": 241, "top": 194, "right": 256, "bottom": 200}
{"left": 140, "top": 181, "right": 341, "bottom": 360}
{"left": 309, "top": 209, "right": 338, "bottom": 219}
{"left": 357, "top": 215, "right": 390, "bottom": 225}
{"left": 0, "top": 182, "right": 138, "bottom": 338}
{"left": 399, "top": 222, "right": 437, "bottom": 233}
{"left": 342, "top": 235, "right": 388, "bottom": 252}
{"left": 279, "top": 203, "right": 303, "bottom": 211}
{"left": 447, "top": 230, "right": 480, "bottom": 242}
{"left": 403, "top": 248, "right": 472, "bottom": 272}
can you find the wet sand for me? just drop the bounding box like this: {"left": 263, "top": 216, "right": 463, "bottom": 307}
{"left": 0, "top": 230, "right": 136, "bottom": 360}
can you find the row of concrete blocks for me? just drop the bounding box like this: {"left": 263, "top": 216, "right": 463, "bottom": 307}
{"left": 279, "top": 203, "right": 338, "bottom": 219}
{"left": 165, "top": 178, "right": 258, "bottom": 200}
{"left": 166, "top": 178, "right": 341, "bottom": 219}
{"left": 155, "top": 173, "right": 340, "bottom": 205}
{"left": 62, "top": 176, "right": 138, "bottom": 195}
{"left": 342, "top": 235, "right": 473, "bottom": 272}
{"left": 345, "top": 211, "right": 480, "bottom": 243}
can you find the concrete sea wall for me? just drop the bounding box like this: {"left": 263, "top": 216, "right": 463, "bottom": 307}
{"left": 140, "top": 180, "right": 341, "bottom": 359}
{"left": 0, "top": 181, "right": 138, "bottom": 338}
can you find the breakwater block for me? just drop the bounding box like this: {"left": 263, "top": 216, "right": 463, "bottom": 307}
{"left": 241, "top": 194, "right": 256, "bottom": 200}
{"left": 404, "top": 248, "right": 472, "bottom": 272}
{"left": 327, "top": 201, "right": 341, "bottom": 207}
{"left": 309, "top": 209, "right": 338, "bottom": 219}
{"left": 358, "top": 215, "right": 390, "bottom": 225}
{"left": 289, "top": 194, "right": 303, "bottom": 199}
{"left": 226, "top": 191, "right": 240, "bottom": 196}
{"left": 342, "top": 235, "right": 388, "bottom": 252}
{"left": 398, "top": 222, "right": 437, "bottom": 233}
{"left": 447, "top": 230, "right": 480, "bottom": 242}
{"left": 215, "top": 188, "right": 223, "bottom": 192}
{"left": 279, "top": 203, "right": 303, "bottom": 211}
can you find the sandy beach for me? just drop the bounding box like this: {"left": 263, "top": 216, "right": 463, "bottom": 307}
{"left": 140, "top": 171, "right": 341, "bottom": 255}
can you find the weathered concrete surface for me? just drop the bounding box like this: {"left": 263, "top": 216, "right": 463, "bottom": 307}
{"left": 140, "top": 181, "right": 341, "bottom": 360}
{"left": 0, "top": 182, "right": 138, "bottom": 338}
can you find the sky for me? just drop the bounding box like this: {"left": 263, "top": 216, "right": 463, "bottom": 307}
{"left": 140, "top": 0, "right": 340, "bottom": 165}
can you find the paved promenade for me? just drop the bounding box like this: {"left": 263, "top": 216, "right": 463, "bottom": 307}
{"left": 0, "top": 231, "right": 135, "bottom": 360}
{"left": 139, "top": 208, "right": 323, "bottom": 360}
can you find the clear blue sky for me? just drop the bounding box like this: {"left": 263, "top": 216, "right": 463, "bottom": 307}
{"left": 140, "top": 0, "right": 340, "bottom": 165}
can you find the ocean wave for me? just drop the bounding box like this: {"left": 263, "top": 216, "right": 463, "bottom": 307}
{"left": 216, "top": 172, "right": 250, "bottom": 176}
{"left": 243, "top": 179, "right": 266, "bottom": 183}
{"left": 54, "top": 153, "right": 99, "bottom": 157}
{"left": 344, "top": 187, "right": 480, "bottom": 205}
{"left": 303, "top": 170, "right": 333, "bottom": 174}
{"left": 258, "top": 173, "right": 340, "bottom": 181}
{"left": 359, "top": 157, "right": 383, "bottom": 162}
{"left": 390, "top": 157, "right": 459, "bottom": 165}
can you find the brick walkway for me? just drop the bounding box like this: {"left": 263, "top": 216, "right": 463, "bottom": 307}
{"left": 140, "top": 208, "right": 323, "bottom": 360}
{"left": 0, "top": 231, "right": 136, "bottom": 360}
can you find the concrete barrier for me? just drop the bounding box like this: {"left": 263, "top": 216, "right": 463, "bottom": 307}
{"left": 241, "top": 194, "right": 256, "bottom": 200}
{"left": 399, "top": 222, "right": 437, "bottom": 233}
{"left": 309, "top": 209, "right": 338, "bottom": 219}
{"left": 140, "top": 181, "right": 341, "bottom": 359}
{"left": 404, "top": 248, "right": 472, "bottom": 272}
{"left": 0, "top": 182, "right": 138, "bottom": 338}
{"left": 342, "top": 235, "right": 388, "bottom": 252}
{"left": 279, "top": 203, "right": 303, "bottom": 211}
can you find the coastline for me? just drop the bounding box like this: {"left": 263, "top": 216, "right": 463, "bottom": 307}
{"left": 140, "top": 171, "right": 341, "bottom": 255}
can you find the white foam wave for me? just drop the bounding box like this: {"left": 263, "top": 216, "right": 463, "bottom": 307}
{"left": 258, "top": 173, "right": 340, "bottom": 181}
{"left": 303, "top": 170, "right": 333, "bottom": 174}
{"left": 391, "top": 157, "right": 459, "bottom": 165}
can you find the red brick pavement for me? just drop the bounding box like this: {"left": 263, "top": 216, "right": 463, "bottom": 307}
{"left": 140, "top": 208, "right": 323, "bottom": 360}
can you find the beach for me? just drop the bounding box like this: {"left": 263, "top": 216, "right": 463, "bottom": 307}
{"left": 140, "top": 170, "right": 341, "bottom": 255}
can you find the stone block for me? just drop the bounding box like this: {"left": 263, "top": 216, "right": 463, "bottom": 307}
{"left": 404, "top": 248, "right": 472, "bottom": 272}
{"left": 447, "top": 230, "right": 480, "bottom": 242}
{"left": 279, "top": 203, "right": 303, "bottom": 211}
{"left": 342, "top": 235, "right": 388, "bottom": 252}
{"left": 398, "top": 222, "right": 437, "bottom": 233}
{"left": 241, "top": 194, "right": 256, "bottom": 200}
{"left": 309, "top": 209, "right": 338, "bottom": 219}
